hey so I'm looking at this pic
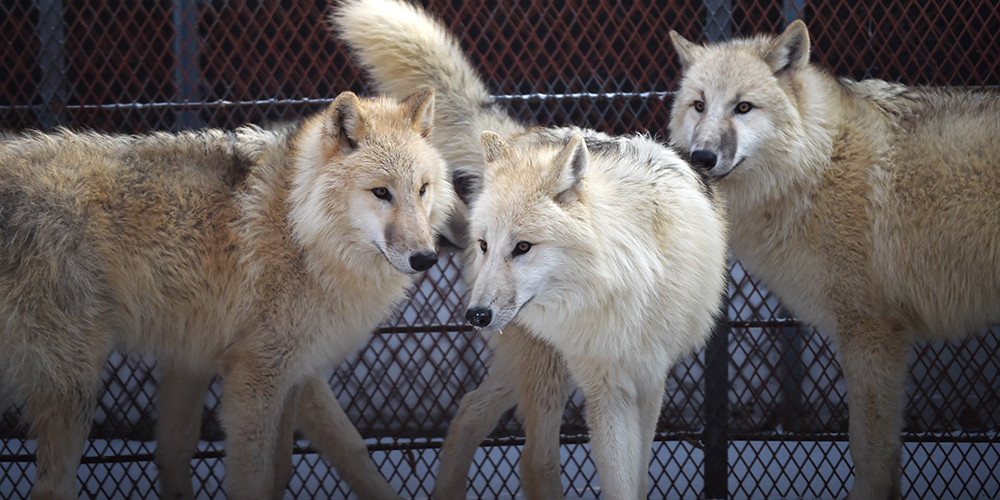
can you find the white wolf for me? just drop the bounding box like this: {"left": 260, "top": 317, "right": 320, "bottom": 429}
{"left": 669, "top": 20, "right": 1000, "bottom": 500}
{"left": 0, "top": 90, "right": 453, "bottom": 499}
{"left": 332, "top": 1, "right": 730, "bottom": 498}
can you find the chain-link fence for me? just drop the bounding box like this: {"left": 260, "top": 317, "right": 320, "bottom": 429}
{"left": 1, "top": 0, "right": 998, "bottom": 498}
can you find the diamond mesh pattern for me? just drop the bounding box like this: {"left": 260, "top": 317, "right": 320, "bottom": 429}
{"left": 1, "top": 1, "right": 999, "bottom": 499}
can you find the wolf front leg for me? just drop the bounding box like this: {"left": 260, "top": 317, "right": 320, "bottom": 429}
{"left": 432, "top": 330, "right": 520, "bottom": 500}
{"left": 295, "top": 374, "right": 405, "bottom": 500}
{"left": 155, "top": 361, "right": 213, "bottom": 500}
{"left": 510, "top": 327, "right": 572, "bottom": 500}
{"left": 837, "top": 319, "right": 912, "bottom": 500}
{"left": 157, "top": 361, "right": 298, "bottom": 500}
{"left": 218, "top": 356, "right": 292, "bottom": 500}
{"left": 571, "top": 359, "right": 661, "bottom": 500}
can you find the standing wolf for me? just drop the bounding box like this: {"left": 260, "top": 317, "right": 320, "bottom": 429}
{"left": 669, "top": 20, "right": 1000, "bottom": 500}
{"left": 332, "top": 1, "right": 729, "bottom": 498}
{"left": 0, "top": 89, "right": 454, "bottom": 499}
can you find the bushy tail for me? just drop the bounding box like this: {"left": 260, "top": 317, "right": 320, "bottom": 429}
{"left": 330, "top": 0, "right": 522, "bottom": 196}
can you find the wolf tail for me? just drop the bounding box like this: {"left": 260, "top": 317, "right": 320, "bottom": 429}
{"left": 331, "top": 0, "right": 522, "bottom": 202}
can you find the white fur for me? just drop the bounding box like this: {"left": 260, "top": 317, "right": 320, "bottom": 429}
{"left": 332, "top": 3, "right": 729, "bottom": 498}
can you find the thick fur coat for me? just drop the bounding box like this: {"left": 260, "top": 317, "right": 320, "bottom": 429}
{"left": 0, "top": 90, "right": 453, "bottom": 499}
{"left": 669, "top": 20, "right": 1000, "bottom": 500}
{"left": 332, "top": 1, "right": 729, "bottom": 498}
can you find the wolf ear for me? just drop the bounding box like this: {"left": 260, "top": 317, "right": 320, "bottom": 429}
{"left": 482, "top": 131, "right": 513, "bottom": 164}
{"left": 669, "top": 30, "right": 702, "bottom": 71}
{"left": 481, "top": 131, "right": 514, "bottom": 185}
{"left": 325, "top": 91, "right": 368, "bottom": 154}
{"left": 402, "top": 87, "right": 435, "bottom": 139}
{"left": 765, "top": 20, "right": 810, "bottom": 74}
{"left": 552, "top": 134, "right": 588, "bottom": 204}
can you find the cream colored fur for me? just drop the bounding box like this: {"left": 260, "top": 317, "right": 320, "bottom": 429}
{"left": 670, "top": 20, "right": 1000, "bottom": 500}
{"left": 0, "top": 90, "right": 453, "bottom": 499}
{"left": 332, "top": 2, "right": 729, "bottom": 499}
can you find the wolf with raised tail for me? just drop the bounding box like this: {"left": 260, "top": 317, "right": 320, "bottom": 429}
{"left": 669, "top": 20, "right": 1000, "bottom": 500}
{"left": 332, "top": 2, "right": 729, "bottom": 499}
{"left": 0, "top": 89, "right": 453, "bottom": 499}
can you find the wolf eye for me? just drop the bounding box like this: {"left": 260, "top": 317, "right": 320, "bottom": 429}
{"left": 512, "top": 241, "right": 532, "bottom": 257}
{"left": 419, "top": 182, "right": 428, "bottom": 197}
{"left": 735, "top": 101, "right": 754, "bottom": 114}
{"left": 372, "top": 187, "right": 392, "bottom": 201}
{"left": 478, "top": 239, "right": 488, "bottom": 254}
{"left": 693, "top": 100, "right": 705, "bottom": 112}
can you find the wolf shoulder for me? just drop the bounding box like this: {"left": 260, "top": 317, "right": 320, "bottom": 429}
{"left": 591, "top": 133, "right": 724, "bottom": 230}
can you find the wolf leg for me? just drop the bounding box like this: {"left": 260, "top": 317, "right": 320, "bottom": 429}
{"left": 155, "top": 360, "right": 213, "bottom": 500}
{"left": 571, "top": 360, "right": 649, "bottom": 500}
{"left": 432, "top": 331, "right": 522, "bottom": 500}
{"left": 837, "top": 321, "right": 911, "bottom": 500}
{"left": 512, "top": 326, "right": 571, "bottom": 500}
{"left": 218, "top": 357, "right": 289, "bottom": 500}
{"left": 26, "top": 374, "right": 101, "bottom": 500}
{"left": 634, "top": 375, "right": 666, "bottom": 498}
{"left": 295, "top": 374, "right": 405, "bottom": 500}
{"left": 271, "top": 384, "right": 301, "bottom": 500}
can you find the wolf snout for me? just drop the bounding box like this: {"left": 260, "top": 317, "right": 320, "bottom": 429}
{"left": 409, "top": 250, "right": 438, "bottom": 272}
{"left": 689, "top": 150, "right": 718, "bottom": 171}
{"left": 466, "top": 306, "right": 492, "bottom": 328}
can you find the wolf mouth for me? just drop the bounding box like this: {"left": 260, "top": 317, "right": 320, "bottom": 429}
{"left": 715, "top": 157, "right": 744, "bottom": 179}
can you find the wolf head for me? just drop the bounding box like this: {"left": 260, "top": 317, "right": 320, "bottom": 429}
{"left": 464, "top": 131, "right": 590, "bottom": 331}
{"left": 289, "top": 89, "right": 454, "bottom": 276}
{"left": 668, "top": 20, "right": 814, "bottom": 183}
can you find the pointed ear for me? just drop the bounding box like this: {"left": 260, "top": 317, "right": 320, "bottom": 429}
{"left": 765, "top": 20, "right": 810, "bottom": 74}
{"left": 402, "top": 87, "right": 435, "bottom": 139}
{"left": 325, "top": 91, "right": 368, "bottom": 154}
{"left": 481, "top": 131, "right": 513, "bottom": 164}
{"left": 669, "top": 30, "right": 703, "bottom": 70}
{"left": 552, "top": 134, "right": 588, "bottom": 204}
{"left": 481, "top": 131, "right": 514, "bottom": 186}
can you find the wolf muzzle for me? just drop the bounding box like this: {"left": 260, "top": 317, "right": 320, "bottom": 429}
{"left": 409, "top": 250, "right": 438, "bottom": 272}
{"left": 465, "top": 306, "right": 492, "bottom": 328}
{"left": 689, "top": 150, "right": 717, "bottom": 171}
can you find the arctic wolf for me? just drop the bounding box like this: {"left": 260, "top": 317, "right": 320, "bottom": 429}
{"left": 669, "top": 20, "right": 1000, "bottom": 500}
{"left": 0, "top": 89, "right": 454, "bottom": 499}
{"left": 332, "top": 1, "right": 729, "bottom": 498}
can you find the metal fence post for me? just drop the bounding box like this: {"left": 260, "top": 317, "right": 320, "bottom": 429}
{"left": 779, "top": 309, "right": 805, "bottom": 430}
{"left": 703, "top": 0, "right": 733, "bottom": 43}
{"left": 703, "top": 280, "right": 731, "bottom": 499}
{"left": 783, "top": 0, "right": 806, "bottom": 25}
{"left": 700, "top": 2, "right": 732, "bottom": 497}
{"left": 34, "top": 0, "right": 68, "bottom": 131}
{"left": 172, "top": 0, "right": 202, "bottom": 130}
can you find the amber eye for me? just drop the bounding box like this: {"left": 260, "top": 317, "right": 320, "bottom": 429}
{"left": 419, "top": 182, "right": 428, "bottom": 197}
{"left": 735, "top": 101, "right": 754, "bottom": 114}
{"left": 512, "top": 241, "right": 532, "bottom": 257}
{"left": 479, "top": 239, "right": 488, "bottom": 253}
{"left": 372, "top": 187, "right": 391, "bottom": 201}
{"left": 693, "top": 100, "right": 705, "bottom": 112}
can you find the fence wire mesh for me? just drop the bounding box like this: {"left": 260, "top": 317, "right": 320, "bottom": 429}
{"left": 1, "top": 0, "right": 999, "bottom": 498}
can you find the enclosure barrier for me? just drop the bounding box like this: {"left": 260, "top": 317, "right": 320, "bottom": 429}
{"left": 1, "top": 1, "right": 998, "bottom": 498}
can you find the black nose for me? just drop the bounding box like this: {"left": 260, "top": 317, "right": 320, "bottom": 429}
{"left": 466, "top": 306, "right": 492, "bottom": 328}
{"left": 409, "top": 251, "right": 438, "bottom": 272}
{"left": 690, "top": 150, "right": 718, "bottom": 171}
